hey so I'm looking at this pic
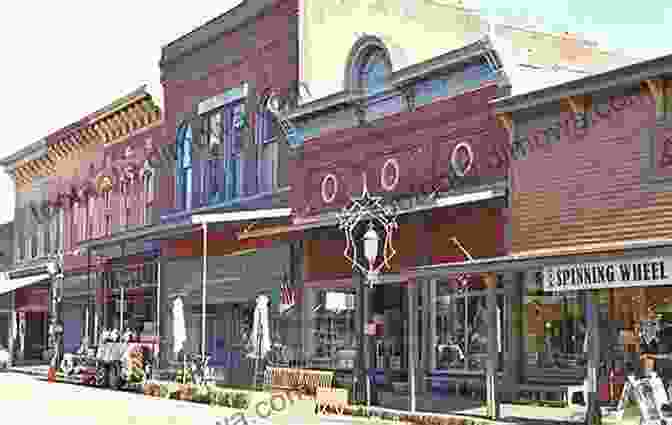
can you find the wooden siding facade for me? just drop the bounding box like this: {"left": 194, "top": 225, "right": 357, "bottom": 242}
{"left": 508, "top": 85, "right": 672, "bottom": 254}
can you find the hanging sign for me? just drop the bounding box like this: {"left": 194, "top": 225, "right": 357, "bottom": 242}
{"left": 543, "top": 257, "right": 672, "bottom": 292}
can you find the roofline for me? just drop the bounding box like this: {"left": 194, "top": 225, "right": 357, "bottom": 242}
{"left": 160, "top": 0, "right": 277, "bottom": 69}
{"left": 491, "top": 53, "right": 672, "bottom": 114}
{"left": 46, "top": 85, "right": 151, "bottom": 145}
{"left": 0, "top": 138, "right": 48, "bottom": 169}
{"left": 288, "top": 36, "right": 502, "bottom": 122}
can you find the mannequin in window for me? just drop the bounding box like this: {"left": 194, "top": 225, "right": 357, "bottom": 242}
{"left": 469, "top": 298, "right": 488, "bottom": 353}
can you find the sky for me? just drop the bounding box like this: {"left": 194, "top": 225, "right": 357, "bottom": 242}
{"left": 0, "top": 0, "right": 670, "bottom": 225}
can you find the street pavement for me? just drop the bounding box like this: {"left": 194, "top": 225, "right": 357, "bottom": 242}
{"left": 0, "top": 371, "right": 275, "bottom": 425}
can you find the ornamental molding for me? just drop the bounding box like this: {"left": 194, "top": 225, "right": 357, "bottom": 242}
{"left": 13, "top": 91, "right": 161, "bottom": 190}
{"left": 380, "top": 158, "right": 400, "bottom": 191}
{"left": 450, "top": 141, "right": 474, "bottom": 177}
{"left": 321, "top": 173, "right": 339, "bottom": 204}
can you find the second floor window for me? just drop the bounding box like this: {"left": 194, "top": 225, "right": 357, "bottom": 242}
{"left": 359, "top": 49, "right": 389, "bottom": 96}
{"left": 104, "top": 190, "right": 111, "bottom": 209}
{"left": 256, "top": 105, "right": 276, "bottom": 193}
{"left": 143, "top": 168, "right": 154, "bottom": 225}
{"left": 87, "top": 196, "right": 94, "bottom": 239}
{"left": 201, "top": 100, "right": 245, "bottom": 203}
{"left": 121, "top": 181, "right": 130, "bottom": 230}
{"left": 176, "top": 123, "right": 193, "bottom": 210}
{"left": 73, "top": 201, "right": 79, "bottom": 244}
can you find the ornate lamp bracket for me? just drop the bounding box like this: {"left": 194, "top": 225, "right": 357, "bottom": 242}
{"left": 337, "top": 174, "right": 399, "bottom": 288}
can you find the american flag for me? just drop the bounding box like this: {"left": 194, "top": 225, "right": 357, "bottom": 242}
{"left": 455, "top": 272, "right": 471, "bottom": 293}
{"left": 280, "top": 278, "right": 296, "bottom": 307}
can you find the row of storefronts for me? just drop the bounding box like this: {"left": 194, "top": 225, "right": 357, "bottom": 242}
{"left": 2, "top": 0, "right": 672, "bottom": 419}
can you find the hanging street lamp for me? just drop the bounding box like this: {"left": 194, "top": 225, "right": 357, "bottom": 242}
{"left": 338, "top": 173, "right": 399, "bottom": 404}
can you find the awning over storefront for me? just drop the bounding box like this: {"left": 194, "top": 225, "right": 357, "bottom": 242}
{"left": 409, "top": 237, "right": 672, "bottom": 279}
{"left": 0, "top": 273, "right": 51, "bottom": 296}
{"left": 237, "top": 185, "right": 507, "bottom": 241}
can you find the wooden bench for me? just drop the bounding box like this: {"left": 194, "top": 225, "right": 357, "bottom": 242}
{"left": 266, "top": 367, "right": 343, "bottom": 415}
{"left": 266, "top": 367, "right": 334, "bottom": 395}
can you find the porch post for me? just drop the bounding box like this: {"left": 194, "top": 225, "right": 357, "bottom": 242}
{"left": 202, "top": 223, "right": 208, "bottom": 359}
{"left": 485, "top": 272, "right": 500, "bottom": 420}
{"left": 425, "top": 279, "right": 437, "bottom": 372}
{"left": 585, "top": 290, "right": 602, "bottom": 425}
{"left": 158, "top": 259, "right": 169, "bottom": 369}
{"left": 408, "top": 278, "right": 418, "bottom": 412}
{"left": 155, "top": 259, "right": 162, "bottom": 375}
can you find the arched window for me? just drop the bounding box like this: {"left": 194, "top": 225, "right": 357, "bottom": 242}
{"left": 176, "top": 123, "right": 193, "bottom": 210}
{"left": 142, "top": 161, "right": 155, "bottom": 225}
{"left": 358, "top": 49, "right": 389, "bottom": 96}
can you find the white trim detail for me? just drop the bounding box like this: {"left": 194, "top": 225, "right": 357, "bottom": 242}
{"left": 434, "top": 189, "right": 504, "bottom": 208}
{"left": 191, "top": 208, "right": 292, "bottom": 225}
{"left": 321, "top": 173, "right": 339, "bottom": 204}
{"left": 197, "top": 83, "right": 248, "bottom": 116}
{"left": 450, "top": 141, "right": 474, "bottom": 177}
{"left": 0, "top": 273, "right": 50, "bottom": 296}
{"left": 380, "top": 158, "right": 400, "bottom": 192}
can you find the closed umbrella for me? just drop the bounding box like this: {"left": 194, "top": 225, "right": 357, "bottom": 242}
{"left": 249, "top": 295, "right": 271, "bottom": 359}
{"left": 172, "top": 297, "right": 186, "bottom": 355}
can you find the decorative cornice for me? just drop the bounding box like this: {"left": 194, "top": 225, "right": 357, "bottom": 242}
{"left": 13, "top": 93, "right": 162, "bottom": 191}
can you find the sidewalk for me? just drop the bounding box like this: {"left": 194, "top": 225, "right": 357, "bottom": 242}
{"left": 3, "top": 367, "right": 635, "bottom": 425}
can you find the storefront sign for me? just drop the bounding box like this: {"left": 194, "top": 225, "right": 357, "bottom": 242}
{"left": 543, "top": 258, "right": 672, "bottom": 292}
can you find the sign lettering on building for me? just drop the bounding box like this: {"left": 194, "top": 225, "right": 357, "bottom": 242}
{"left": 543, "top": 257, "right": 672, "bottom": 292}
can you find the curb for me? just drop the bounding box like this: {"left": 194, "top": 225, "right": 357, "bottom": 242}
{"left": 5, "top": 367, "right": 49, "bottom": 378}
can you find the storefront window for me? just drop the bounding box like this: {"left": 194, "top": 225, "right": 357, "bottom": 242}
{"left": 526, "top": 271, "right": 587, "bottom": 369}
{"left": 308, "top": 288, "right": 357, "bottom": 369}
{"left": 0, "top": 293, "right": 10, "bottom": 349}
{"left": 435, "top": 276, "right": 505, "bottom": 371}
{"left": 100, "top": 264, "right": 157, "bottom": 339}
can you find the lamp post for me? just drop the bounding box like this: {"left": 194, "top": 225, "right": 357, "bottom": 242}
{"left": 50, "top": 270, "right": 65, "bottom": 376}
{"left": 338, "top": 176, "right": 398, "bottom": 405}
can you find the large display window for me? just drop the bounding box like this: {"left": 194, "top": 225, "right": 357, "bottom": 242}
{"left": 434, "top": 276, "right": 505, "bottom": 372}
{"left": 307, "top": 288, "right": 357, "bottom": 370}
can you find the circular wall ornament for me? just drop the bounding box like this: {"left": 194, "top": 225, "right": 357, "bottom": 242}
{"left": 321, "top": 173, "right": 339, "bottom": 204}
{"left": 450, "top": 141, "right": 474, "bottom": 177}
{"left": 380, "top": 158, "right": 400, "bottom": 192}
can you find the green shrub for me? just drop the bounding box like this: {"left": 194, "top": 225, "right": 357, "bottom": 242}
{"left": 216, "top": 391, "right": 232, "bottom": 408}
{"left": 231, "top": 392, "right": 250, "bottom": 409}
{"left": 158, "top": 384, "right": 170, "bottom": 398}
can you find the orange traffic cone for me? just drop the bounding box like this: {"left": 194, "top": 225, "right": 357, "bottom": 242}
{"left": 48, "top": 366, "right": 56, "bottom": 382}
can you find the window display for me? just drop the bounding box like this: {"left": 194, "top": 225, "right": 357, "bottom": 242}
{"left": 435, "top": 276, "right": 505, "bottom": 371}
{"left": 309, "top": 289, "right": 357, "bottom": 369}
{"left": 523, "top": 271, "right": 588, "bottom": 369}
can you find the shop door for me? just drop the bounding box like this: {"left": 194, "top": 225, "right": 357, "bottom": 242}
{"left": 24, "top": 311, "right": 47, "bottom": 360}
{"left": 63, "top": 306, "right": 82, "bottom": 354}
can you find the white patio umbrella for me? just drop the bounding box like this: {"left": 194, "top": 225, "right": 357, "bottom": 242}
{"left": 249, "top": 295, "right": 271, "bottom": 359}
{"left": 172, "top": 297, "right": 187, "bottom": 355}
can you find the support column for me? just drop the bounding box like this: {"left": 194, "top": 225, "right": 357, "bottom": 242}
{"left": 158, "top": 259, "right": 170, "bottom": 369}
{"left": 585, "top": 290, "right": 603, "bottom": 425}
{"left": 356, "top": 273, "right": 371, "bottom": 404}
{"left": 301, "top": 286, "right": 315, "bottom": 366}
{"left": 485, "top": 272, "right": 500, "bottom": 420}
{"left": 502, "top": 271, "right": 523, "bottom": 402}
{"left": 201, "top": 223, "right": 207, "bottom": 359}
{"left": 408, "top": 279, "right": 418, "bottom": 412}
{"left": 425, "top": 279, "right": 437, "bottom": 373}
